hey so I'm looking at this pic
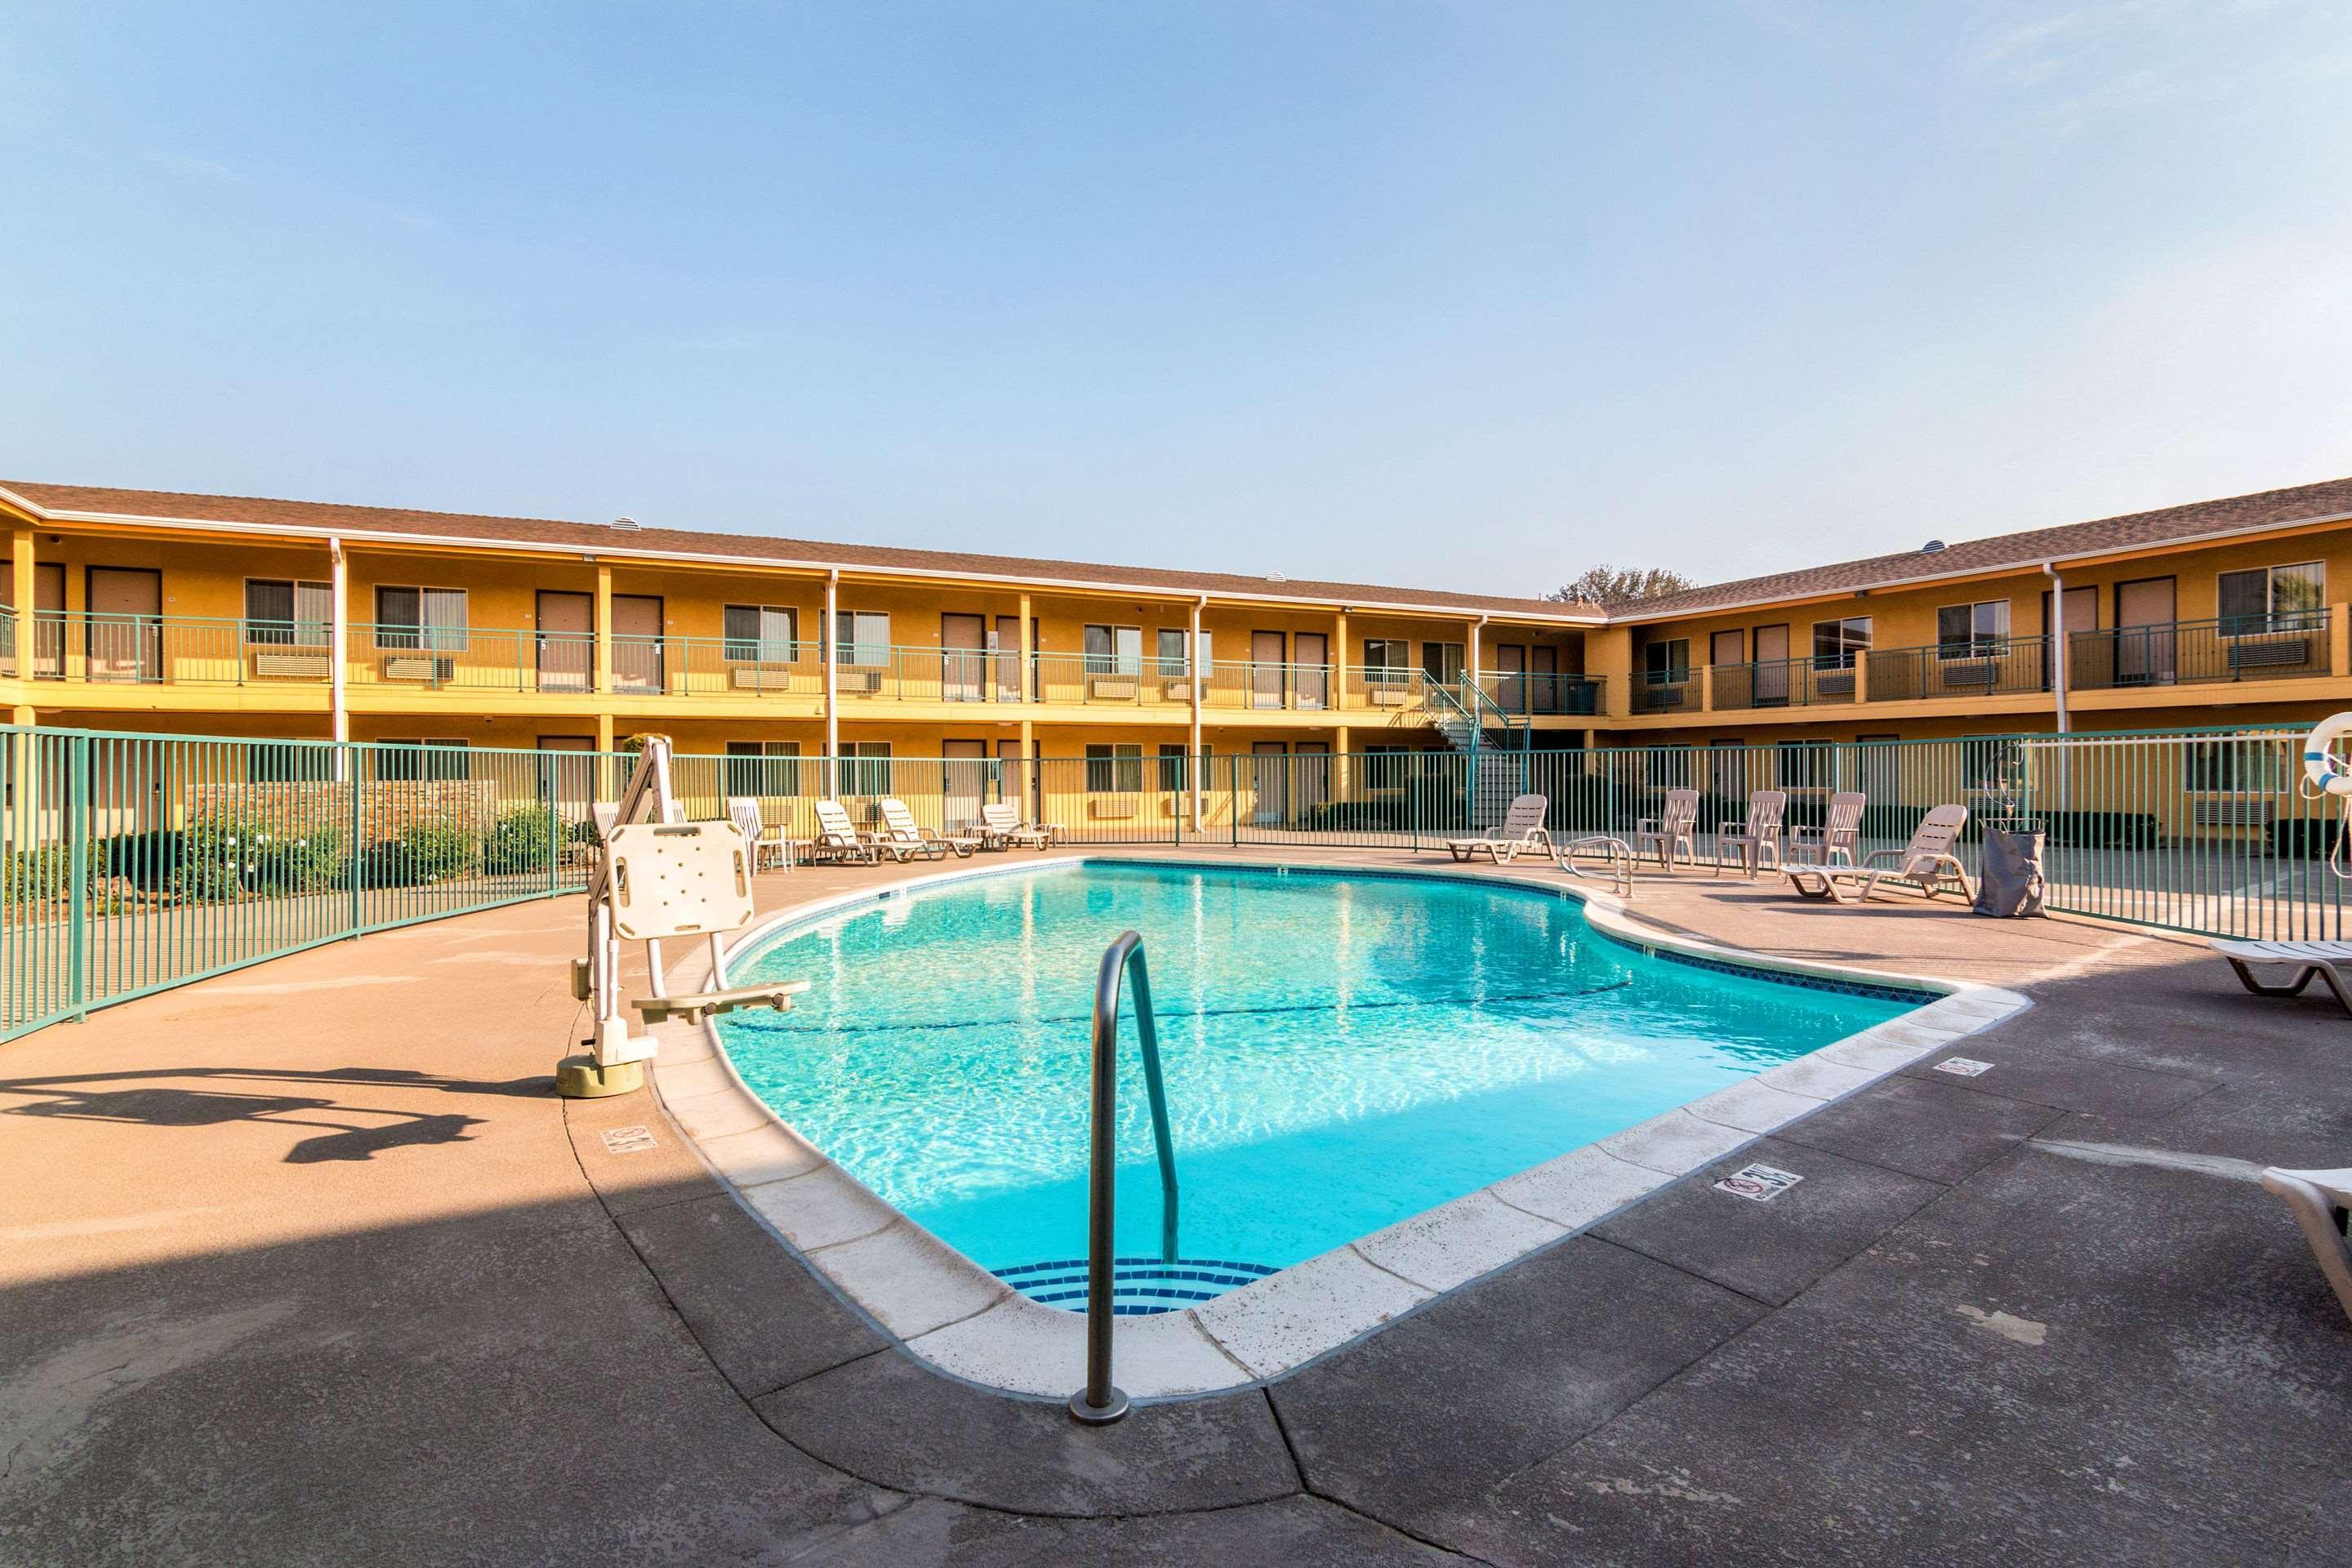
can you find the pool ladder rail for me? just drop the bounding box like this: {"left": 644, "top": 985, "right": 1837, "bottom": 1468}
{"left": 1068, "top": 929, "right": 1181, "bottom": 1427}
{"left": 1552, "top": 835, "right": 1637, "bottom": 899}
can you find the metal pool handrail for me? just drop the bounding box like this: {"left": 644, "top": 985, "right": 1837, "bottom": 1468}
{"left": 1068, "top": 929, "right": 1180, "bottom": 1427}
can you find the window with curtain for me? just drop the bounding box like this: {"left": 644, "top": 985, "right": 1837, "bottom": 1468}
{"left": 725, "top": 739, "right": 802, "bottom": 795}
{"left": 1936, "top": 601, "right": 2009, "bottom": 657}
{"left": 1642, "top": 639, "right": 1690, "bottom": 684}
{"left": 1083, "top": 624, "right": 1142, "bottom": 675}
{"left": 831, "top": 612, "right": 890, "bottom": 666}
{"left": 1155, "top": 629, "right": 1191, "bottom": 678}
{"left": 1157, "top": 744, "right": 1188, "bottom": 791}
{"left": 1363, "top": 638, "right": 1410, "bottom": 688}
{"left": 375, "top": 586, "right": 469, "bottom": 651}
{"left": 2185, "top": 738, "right": 2287, "bottom": 794}
{"left": 2218, "top": 563, "right": 2325, "bottom": 634}
{"left": 1085, "top": 742, "right": 1143, "bottom": 792}
{"left": 724, "top": 605, "right": 798, "bottom": 662}
{"left": 833, "top": 741, "right": 891, "bottom": 796}
{"left": 243, "top": 580, "right": 332, "bottom": 646}
{"left": 1421, "top": 642, "right": 1464, "bottom": 684}
{"left": 1810, "top": 617, "right": 1872, "bottom": 669}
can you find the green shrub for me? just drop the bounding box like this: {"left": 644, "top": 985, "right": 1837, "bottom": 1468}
{"left": 172, "top": 817, "right": 345, "bottom": 900}
{"left": 4, "top": 843, "right": 74, "bottom": 902}
{"left": 482, "top": 803, "right": 559, "bottom": 875}
{"left": 399, "top": 816, "right": 479, "bottom": 884}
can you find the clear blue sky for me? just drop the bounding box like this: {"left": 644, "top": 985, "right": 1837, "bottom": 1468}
{"left": 4, "top": 2, "right": 2348, "bottom": 596}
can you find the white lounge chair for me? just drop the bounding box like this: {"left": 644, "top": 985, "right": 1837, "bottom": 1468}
{"left": 725, "top": 795, "right": 794, "bottom": 872}
{"left": 1713, "top": 790, "right": 1788, "bottom": 877}
{"left": 808, "top": 800, "right": 880, "bottom": 865}
{"left": 1789, "top": 791, "right": 1867, "bottom": 868}
{"left": 979, "top": 801, "right": 1053, "bottom": 851}
{"left": 878, "top": 797, "right": 978, "bottom": 860}
{"left": 1785, "top": 804, "right": 1973, "bottom": 903}
{"left": 1445, "top": 794, "right": 1553, "bottom": 864}
{"left": 1635, "top": 788, "right": 1699, "bottom": 871}
{"left": 2262, "top": 1166, "right": 2352, "bottom": 1324}
{"left": 2212, "top": 939, "right": 2352, "bottom": 1018}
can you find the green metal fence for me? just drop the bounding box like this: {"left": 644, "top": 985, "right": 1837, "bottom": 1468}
{"left": 7, "top": 722, "right": 2347, "bottom": 1041}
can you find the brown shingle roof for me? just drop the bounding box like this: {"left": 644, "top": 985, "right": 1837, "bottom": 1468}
{"left": 1615, "top": 474, "right": 2352, "bottom": 621}
{"left": 0, "top": 480, "right": 1600, "bottom": 620}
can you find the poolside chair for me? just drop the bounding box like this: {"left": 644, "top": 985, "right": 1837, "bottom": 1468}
{"left": 1444, "top": 794, "right": 1552, "bottom": 864}
{"left": 1713, "top": 790, "right": 1788, "bottom": 877}
{"left": 1634, "top": 788, "right": 1699, "bottom": 872}
{"left": 878, "top": 798, "right": 978, "bottom": 860}
{"left": 725, "top": 795, "right": 793, "bottom": 873}
{"left": 808, "top": 800, "right": 880, "bottom": 865}
{"left": 979, "top": 801, "right": 1053, "bottom": 851}
{"left": 2211, "top": 939, "right": 2352, "bottom": 1019}
{"left": 1784, "top": 804, "right": 1973, "bottom": 903}
{"left": 2262, "top": 1166, "right": 2352, "bottom": 1325}
{"left": 1788, "top": 791, "right": 1867, "bottom": 868}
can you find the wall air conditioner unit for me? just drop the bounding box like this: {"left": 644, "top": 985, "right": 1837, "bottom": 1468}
{"left": 730, "top": 663, "right": 797, "bottom": 691}
{"left": 381, "top": 653, "right": 457, "bottom": 682}
{"left": 2229, "top": 637, "right": 2310, "bottom": 671}
{"left": 2193, "top": 800, "right": 2275, "bottom": 829}
{"left": 1089, "top": 795, "right": 1138, "bottom": 819}
{"left": 1370, "top": 684, "right": 1409, "bottom": 707}
{"left": 252, "top": 648, "right": 332, "bottom": 680}
{"left": 839, "top": 669, "right": 884, "bottom": 694}
{"left": 1088, "top": 675, "right": 1139, "bottom": 700}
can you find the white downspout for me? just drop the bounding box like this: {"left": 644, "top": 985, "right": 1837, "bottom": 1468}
{"left": 328, "top": 537, "right": 350, "bottom": 777}
{"left": 823, "top": 569, "right": 840, "bottom": 767}
{"left": 1190, "top": 595, "right": 1206, "bottom": 832}
{"left": 2042, "top": 562, "right": 2069, "bottom": 735}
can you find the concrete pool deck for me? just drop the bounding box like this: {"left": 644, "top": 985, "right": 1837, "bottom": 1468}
{"left": 4, "top": 847, "right": 2350, "bottom": 1564}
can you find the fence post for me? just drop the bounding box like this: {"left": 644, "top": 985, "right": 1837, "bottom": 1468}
{"left": 347, "top": 745, "right": 364, "bottom": 937}
{"left": 67, "top": 733, "right": 89, "bottom": 1019}
{"left": 546, "top": 760, "right": 561, "bottom": 898}
{"left": 1229, "top": 751, "right": 1239, "bottom": 847}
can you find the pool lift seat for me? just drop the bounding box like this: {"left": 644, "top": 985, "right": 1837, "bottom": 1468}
{"left": 559, "top": 738, "right": 808, "bottom": 1098}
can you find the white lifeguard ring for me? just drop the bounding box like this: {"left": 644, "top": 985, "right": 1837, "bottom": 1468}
{"left": 2305, "top": 713, "right": 2352, "bottom": 798}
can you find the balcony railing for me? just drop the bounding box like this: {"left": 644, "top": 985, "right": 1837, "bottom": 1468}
{"left": 1865, "top": 639, "right": 2049, "bottom": 702}
{"left": 1629, "top": 670, "right": 1695, "bottom": 714}
{"left": 2068, "top": 613, "right": 2330, "bottom": 690}
{"left": 1710, "top": 656, "right": 1861, "bottom": 710}
{"left": 1474, "top": 670, "right": 1603, "bottom": 716}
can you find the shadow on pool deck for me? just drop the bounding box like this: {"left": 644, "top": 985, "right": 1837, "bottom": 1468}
{"left": 3, "top": 850, "right": 2350, "bottom": 1566}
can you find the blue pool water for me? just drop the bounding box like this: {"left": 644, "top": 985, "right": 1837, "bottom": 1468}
{"left": 719, "top": 862, "right": 1922, "bottom": 1306}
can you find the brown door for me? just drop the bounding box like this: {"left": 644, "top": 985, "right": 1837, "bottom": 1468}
{"left": 2115, "top": 577, "right": 2176, "bottom": 684}
{"left": 993, "top": 616, "right": 1022, "bottom": 701}
{"left": 1294, "top": 740, "right": 1331, "bottom": 812}
{"left": 1250, "top": 631, "right": 1285, "bottom": 708}
{"left": 537, "top": 734, "right": 595, "bottom": 817}
{"left": 1495, "top": 644, "right": 1526, "bottom": 712}
{"left": 32, "top": 562, "right": 64, "bottom": 679}
{"left": 537, "top": 591, "right": 592, "bottom": 692}
{"left": 612, "top": 595, "right": 663, "bottom": 692}
{"left": 2040, "top": 586, "right": 2097, "bottom": 688}
{"left": 1753, "top": 624, "right": 1790, "bottom": 705}
{"left": 1295, "top": 633, "right": 1329, "bottom": 710}
{"left": 1530, "top": 645, "right": 1558, "bottom": 712}
{"left": 1250, "top": 741, "right": 1287, "bottom": 822}
{"left": 87, "top": 567, "right": 163, "bottom": 682}
{"left": 942, "top": 614, "right": 986, "bottom": 702}
{"left": 943, "top": 738, "right": 987, "bottom": 826}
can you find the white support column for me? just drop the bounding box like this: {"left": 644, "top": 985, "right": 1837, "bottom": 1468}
{"left": 1469, "top": 617, "right": 1486, "bottom": 693}
{"left": 328, "top": 537, "right": 350, "bottom": 742}
{"left": 1189, "top": 595, "right": 1205, "bottom": 831}
{"left": 824, "top": 569, "right": 840, "bottom": 763}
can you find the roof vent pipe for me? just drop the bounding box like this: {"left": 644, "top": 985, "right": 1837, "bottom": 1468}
{"left": 1921, "top": 539, "right": 1947, "bottom": 554}
{"left": 610, "top": 516, "right": 641, "bottom": 531}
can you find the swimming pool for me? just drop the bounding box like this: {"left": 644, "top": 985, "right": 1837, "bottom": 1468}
{"left": 715, "top": 861, "right": 1928, "bottom": 1312}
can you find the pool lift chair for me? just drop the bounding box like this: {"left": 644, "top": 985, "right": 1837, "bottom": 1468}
{"left": 559, "top": 738, "right": 808, "bottom": 1098}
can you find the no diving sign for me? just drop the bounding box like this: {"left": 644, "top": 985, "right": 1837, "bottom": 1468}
{"left": 1713, "top": 1163, "right": 1804, "bottom": 1202}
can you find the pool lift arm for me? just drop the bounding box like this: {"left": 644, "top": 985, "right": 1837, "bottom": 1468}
{"left": 559, "top": 737, "right": 808, "bottom": 1098}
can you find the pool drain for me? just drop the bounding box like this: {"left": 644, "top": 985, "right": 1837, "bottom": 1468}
{"left": 993, "top": 1257, "right": 1279, "bottom": 1315}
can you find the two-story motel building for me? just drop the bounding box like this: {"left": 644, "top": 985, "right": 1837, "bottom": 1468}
{"left": 4, "top": 475, "right": 2350, "bottom": 783}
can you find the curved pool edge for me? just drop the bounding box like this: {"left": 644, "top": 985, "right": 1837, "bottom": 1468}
{"left": 646, "top": 853, "right": 2033, "bottom": 1403}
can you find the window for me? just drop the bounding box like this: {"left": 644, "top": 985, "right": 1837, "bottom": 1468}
{"left": 2218, "top": 563, "right": 2326, "bottom": 634}
{"left": 375, "top": 586, "right": 469, "bottom": 652}
{"left": 835, "top": 741, "right": 891, "bottom": 796}
{"left": 723, "top": 605, "right": 798, "bottom": 662}
{"left": 1811, "top": 617, "right": 1872, "bottom": 669}
{"left": 1154, "top": 629, "right": 1192, "bottom": 678}
{"left": 1421, "top": 642, "right": 1463, "bottom": 684}
{"left": 1157, "top": 744, "right": 1190, "bottom": 791}
{"left": 725, "top": 740, "right": 802, "bottom": 795}
{"left": 376, "top": 738, "right": 470, "bottom": 781}
{"left": 1085, "top": 742, "right": 1143, "bottom": 793}
{"left": 2186, "top": 738, "right": 2288, "bottom": 795}
{"left": 1936, "top": 601, "right": 2009, "bottom": 658}
{"left": 247, "top": 742, "right": 335, "bottom": 782}
{"left": 1642, "top": 639, "right": 1690, "bottom": 684}
{"left": 1084, "top": 624, "right": 1143, "bottom": 675}
{"left": 1363, "top": 638, "right": 1411, "bottom": 689}
{"left": 243, "top": 580, "right": 332, "bottom": 646}
{"left": 832, "top": 612, "right": 890, "bottom": 666}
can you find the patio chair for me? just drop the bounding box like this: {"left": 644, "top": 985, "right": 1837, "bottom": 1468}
{"left": 1713, "top": 790, "right": 1788, "bottom": 877}
{"left": 1634, "top": 788, "right": 1699, "bottom": 871}
{"left": 1444, "top": 794, "right": 1553, "bottom": 864}
{"left": 725, "top": 795, "right": 794, "bottom": 873}
{"left": 878, "top": 797, "right": 978, "bottom": 860}
{"left": 1788, "top": 791, "right": 1867, "bottom": 868}
{"left": 2261, "top": 1165, "right": 2352, "bottom": 1325}
{"left": 979, "top": 801, "right": 1053, "bottom": 851}
{"left": 2211, "top": 939, "right": 2352, "bottom": 1018}
{"left": 1785, "top": 804, "right": 1973, "bottom": 903}
{"left": 808, "top": 800, "right": 880, "bottom": 865}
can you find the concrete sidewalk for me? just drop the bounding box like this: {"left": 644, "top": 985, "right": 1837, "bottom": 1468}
{"left": 4, "top": 850, "right": 2349, "bottom": 1565}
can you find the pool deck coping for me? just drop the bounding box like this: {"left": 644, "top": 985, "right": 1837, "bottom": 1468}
{"left": 648, "top": 853, "right": 2031, "bottom": 1400}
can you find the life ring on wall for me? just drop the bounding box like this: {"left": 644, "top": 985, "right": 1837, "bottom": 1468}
{"left": 2304, "top": 713, "right": 2352, "bottom": 797}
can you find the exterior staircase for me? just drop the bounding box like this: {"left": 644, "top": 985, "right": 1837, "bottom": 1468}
{"left": 1423, "top": 679, "right": 1533, "bottom": 828}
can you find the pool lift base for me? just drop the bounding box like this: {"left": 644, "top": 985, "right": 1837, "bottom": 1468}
{"left": 1067, "top": 1388, "right": 1130, "bottom": 1425}
{"left": 559, "top": 738, "right": 808, "bottom": 1100}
